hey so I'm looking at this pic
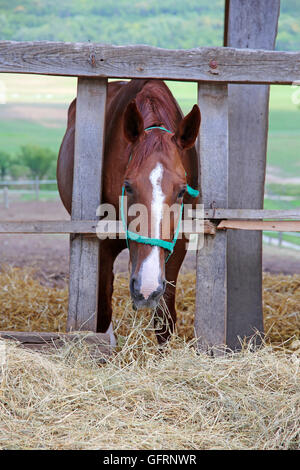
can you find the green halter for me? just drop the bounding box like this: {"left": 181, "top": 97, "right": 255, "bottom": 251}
{"left": 120, "top": 125, "right": 199, "bottom": 262}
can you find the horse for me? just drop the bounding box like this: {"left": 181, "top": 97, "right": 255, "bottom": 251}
{"left": 57, "top": 79, "right": 201, "bottom": 346}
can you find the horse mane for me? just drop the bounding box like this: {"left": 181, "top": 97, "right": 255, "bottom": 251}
{"left": 130, "top": 81, "right": 184, "bottom": 167}
{"left": 135, "top": 80, "right": 183, "bottom": 131}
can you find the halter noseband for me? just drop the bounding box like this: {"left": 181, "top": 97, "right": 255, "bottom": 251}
{"left": 120, "top": 125, "right": 199, "bottom": 262}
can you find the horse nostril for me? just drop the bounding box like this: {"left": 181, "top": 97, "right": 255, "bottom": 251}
{"left": 130, "top": 276, "right": 138, "bottom": 294}
{"left": 149, "top": 280, "right": 166, "bottom": 302}
{"left": 130, "top": 276, "right": 144, "bottom": 300}
{"left": 158, "top": 279, "right": 166, "bottom": 295}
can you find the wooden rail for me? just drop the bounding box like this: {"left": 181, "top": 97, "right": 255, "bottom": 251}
{"left": 0, "top": 220, "right": 217, "bottom": 235}
{"left": 1, "top": 217, "right": 299, "bottom": 234}
{"left": 217, "top": 220, "right": 300, "bottom": 231}
{"left": 1, "top": 41, "right": 300, "bottom": 84}
{"left": 195, "top": 209, "right": 300, "bottom": 219}
{"left": 0, "top": 220, "right": 101, "bottom": 234}
{"left": 0, "top": 331, "right": 111, "bottom": 359}
{"left": 0, "top": 179, "right": 57, "bottom": 186}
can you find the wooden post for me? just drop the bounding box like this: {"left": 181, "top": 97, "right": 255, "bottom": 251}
{"left": 224, "top": 0, "right": 280, "bottom": 349}
{"left": 67, "top": 78, "right": 107, "bottom": 332}
{"left": 195, "top": 84, "right": 228, "bottom": 354}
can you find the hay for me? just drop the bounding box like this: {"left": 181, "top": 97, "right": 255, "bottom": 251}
{"left": 263, "top": 272, "right": 300, "bottom": 348}
{"left": 0, "top": 265, "right": 67, "bottom": 333}
{"left": 0, "top": 265, "right": 299, "bottom": 348}
{"left": 0, "top": 265, "right": 300, "bottom": 449}
{"left": 1, "top": 336, "right": 299, "bottom": 449}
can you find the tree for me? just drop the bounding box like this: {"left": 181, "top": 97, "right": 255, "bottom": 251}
{"left": 9, "top": 162, "right": 29, "bottom": 180}
{"left": 0, "top": 151, "right": 12, "bottom": 180}
{"left": 18, "top": 145, "right": 56, "bottom": 179}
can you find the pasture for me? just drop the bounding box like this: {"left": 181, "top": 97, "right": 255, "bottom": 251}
{"left": 1, "top": 74, "right": 299, "bottom": 186}
{"left": 1, "top": 74, "right": 300, "bottom": 181}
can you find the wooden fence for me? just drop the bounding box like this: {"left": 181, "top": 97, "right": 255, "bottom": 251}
{"left": 0, "top": 0, "right": 300, "bottom": 353}
{"left": 1, "top": 179, "right": 57, "bottom": 206}
{"left": 1, "top": 40, "right": 300, "bottom": 84}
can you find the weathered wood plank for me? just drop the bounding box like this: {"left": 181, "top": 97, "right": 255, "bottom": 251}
{"left": 67, "top": 78, "right": 107, "bottom": 332}
{"left": 0, "top": 331, "right": 111, "bottom": 357}
{"left": 0, "top": 219, "right": 216, "bottom": 235}
{"left": 195, "top": 84, "right": 228, "bottom": 354}
{"left": 225, "top": 0, "right": 280, "bottom": 350}
{"left": 197, "top": 209, "right": 300, "bottom": 220}
{"left": 1, "top": 215, "right": 300, "bottom": 234}
{"left": 0, "top": 220, "right": 100, "bottom": 233}
{"left": 218, "top": 220, "right": 300, "bottom": 232}
{"left": 0, "top": 40, "right": 299, "bottom": 83}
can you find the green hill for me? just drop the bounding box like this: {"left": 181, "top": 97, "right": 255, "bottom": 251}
{"left": 0, "top": 0, "right": 299, "bottom": 50}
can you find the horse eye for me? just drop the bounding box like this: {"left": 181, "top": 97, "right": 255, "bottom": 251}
{"left": 178, "top": 188, "right": 186, "bottom": 199}
{"left": 124, "top": 181, "right": 133, "bottom": 194}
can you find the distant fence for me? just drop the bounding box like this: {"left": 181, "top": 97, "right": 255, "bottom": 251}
{"left": 0, "top": 179, "right": 57, "bottom": 207}
{"left": 263, "top": 231, "right": 300, "bottom": 251}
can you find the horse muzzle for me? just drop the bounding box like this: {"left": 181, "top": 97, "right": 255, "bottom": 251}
{"left": 130, "top": 275, "right": 166, "bottom": 310}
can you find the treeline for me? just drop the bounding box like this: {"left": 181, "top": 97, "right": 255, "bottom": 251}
{"left": 0, "top": 145, "right": 57, "bottom": 180}
{"left": 0, "top": 0, "right": 299, "bottom": 50}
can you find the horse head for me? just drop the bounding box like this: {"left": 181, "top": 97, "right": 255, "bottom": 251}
{"left": 122, "top": 100, "right": 201, "bottom": 310}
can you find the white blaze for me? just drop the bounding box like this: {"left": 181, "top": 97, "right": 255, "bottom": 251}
{"left": 140, "top": 163, "right": 165, "bottom": 299}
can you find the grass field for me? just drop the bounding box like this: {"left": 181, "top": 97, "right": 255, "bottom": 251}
{"left": 0, "top": 74, "right": 299, "bottom": 188}
{"left": 268, "top": 85, "right": 300, "bottom": 178}
{"left": 19, "top": 190, "right": 59, "bottom": 202}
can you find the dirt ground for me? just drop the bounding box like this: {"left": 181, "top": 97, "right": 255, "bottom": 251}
{"left": 0, "top": 200, "right": 299, "bottom": 287}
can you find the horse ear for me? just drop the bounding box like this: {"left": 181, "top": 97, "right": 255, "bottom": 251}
{"left": 174, "top": 104, "right": 201, "bottom": 150}
{"left": 123, "top": 100, "right": 144, "bottom": 143}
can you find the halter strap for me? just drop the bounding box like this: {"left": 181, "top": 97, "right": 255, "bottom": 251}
{"left": 144, "top": 125, "right": 173, "bottom": 134}
{"left": 121, "top": 125, "right": 199, "bottom": 261}
{"left": 120, "top": 185, "right": 184, "bottom": 256}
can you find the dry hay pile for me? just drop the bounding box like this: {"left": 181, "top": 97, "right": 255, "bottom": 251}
{"left": 0, "top": 265, "right": 299, "bottom": 348}
{"left": 0, "top": 265, "right": 299, "bottom": 449}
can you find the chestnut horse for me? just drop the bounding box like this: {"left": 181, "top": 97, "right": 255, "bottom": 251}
{"left": 57, "top": 79, "right": 201, "bottom": 345}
